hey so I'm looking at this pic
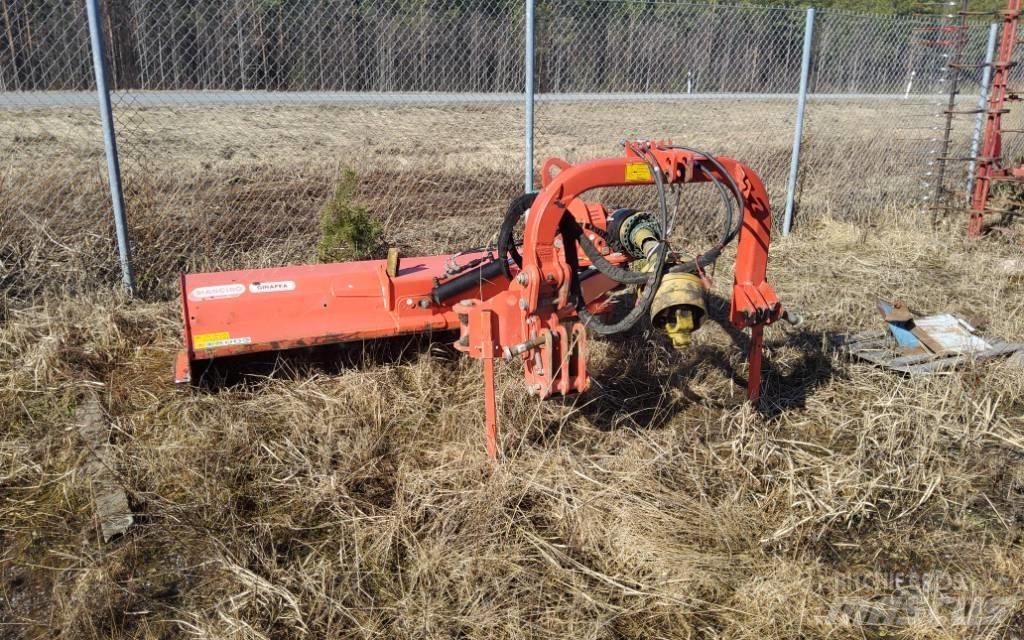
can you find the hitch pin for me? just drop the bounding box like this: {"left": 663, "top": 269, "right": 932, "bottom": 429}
{"left": 503, "top": 335, "right": 546, "bottom": 359}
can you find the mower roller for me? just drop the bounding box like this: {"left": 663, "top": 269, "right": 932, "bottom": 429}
{"left": 176, "top": 141, "right": 788, "bottom": 458}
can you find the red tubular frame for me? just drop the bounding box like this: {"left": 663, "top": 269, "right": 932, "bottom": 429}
{"left": 969, "top": 0, "right": 1023, "bottom": 236}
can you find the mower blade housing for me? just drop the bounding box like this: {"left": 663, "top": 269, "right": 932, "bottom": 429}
{"left": 175, "top": 252, "right": 506, "bottom": 383}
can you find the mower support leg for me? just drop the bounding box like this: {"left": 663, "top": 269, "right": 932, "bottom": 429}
{"left": 748, "top": 324, "right": 765, "bottom": 402}
{"left": 478, "top": 308, "right": 499, "bottom": 460}
{"left": 483, "top": 358, "right": 498, "bottom": 460}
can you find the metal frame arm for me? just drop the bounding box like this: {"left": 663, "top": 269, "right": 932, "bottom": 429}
{"left": 518, "top": 143, "right": 781, "bottom": 331}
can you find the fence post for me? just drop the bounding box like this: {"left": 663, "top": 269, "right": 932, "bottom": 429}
{"left": 966, "top": 23, "right": 999, "bottom": 201}
{"left": 524, "top": 0, "right": 535, "bottom": 193}
{"left": 783, "top": 7, "right": 815, "bottom": 236}
{"left": 85, "top": 0, "right": 135, "bottom": 294}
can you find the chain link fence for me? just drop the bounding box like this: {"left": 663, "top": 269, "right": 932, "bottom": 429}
{"left": 0, "top": 0, "right": 1013, "bottom": 302}
{"left": 104, "top": 0, "right": 527, "bottom": 296}
{"left": 533, "top": 2, "right": 807, "bottom": 251}
{"left": 801, "top": 11, "right": 991, "bottom": 223}
{"left": 0, "top": 0, "right": 117, "bottom": 301}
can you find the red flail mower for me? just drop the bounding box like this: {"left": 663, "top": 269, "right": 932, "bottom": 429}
{"left": 176, "top": 141, "right": 793, "bottom": 458}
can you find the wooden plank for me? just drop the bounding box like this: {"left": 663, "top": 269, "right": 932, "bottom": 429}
{"left": 979, "top": 342, "right": 1024, "bottom": 358}
{"left": 834, "top": 330, "right": 884, "bottom": 347}
{"left": 898, "top": 342, "right": 1024, "bottom": 374}
{"left": 835, "top": 332, "right": 890, "bottom": 353}
{"left": 887, "top": 352, "right": 943, "bottom": 367}
{"left": 838, "top": 330, "right": 1024, "bottom": 374}
{"left": 848, "top": 338, "right": 891, "bottom": 351}
{"left": 970, "top": 341, "right": 1024, "bottom": 358}
{"left": 851, "top": 349, "right": 899, "bottom": 367}
{"left": 76, "top": 393, "right": 133, "bottom": 542}
{"left": 899, "top": 356, "right": 967, "bottom": 374}
{"left": 914, "top": 314, "right": 993, "bottom": 354}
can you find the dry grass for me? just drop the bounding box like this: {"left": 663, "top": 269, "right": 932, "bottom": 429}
{"left": 3, "top": 98, "right": 1005, "bottom": 299}
{"left": 3, "top": 214, "right": 1024, "bottom": 639}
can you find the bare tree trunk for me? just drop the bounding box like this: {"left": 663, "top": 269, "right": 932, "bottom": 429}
{"left": 20, "top": 0, "right": 31, "bottom": 53}
{"left": 104, "top": 3, "right": 118, "bottom": 88}
{"left": 1, "top": 0, "right": 18, "bottom": 90}
{"left": 237, "top": 0, "right": 244, "bottom": 90}
{"left": 419, "top": 7, "right": 427, "bottom": 92}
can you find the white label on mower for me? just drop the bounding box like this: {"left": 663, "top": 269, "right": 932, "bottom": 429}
{"left": 200, "top": 336, "right": 252, "bottom": 350}
{"left": 192, "top": 332, "right": 252, "bottom": 350}
{"left": 249, "top": 280, "right": 295, "bottom": 294}
{"left": 205, "top": 336, "right": 251, "bottom": 349}
{"left": 190, "top": 283, "right": 245, "bottom": 300}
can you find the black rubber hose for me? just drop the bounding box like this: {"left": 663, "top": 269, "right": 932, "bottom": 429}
{"left": 497, "top": 192, "right": 537, "bottom": 278}
{"left": 576, "top": 145, "right": 669, "bottom": 335}
{"left": 577, "top": 231, "right": 650, "bottom": 285}
{"left": 577, "top": 241, "right": 666, "bottom": 335}
{"left": 666, "top": 247, "right": 723, "bottom": 275}
{"left": 664, "top": 145, "right": 745, "bottom": 248}
{"left": 701, "top": 166, "right": 741, "bottom": 250}
{"left": 654, "top": 152, "right": 744, "bottom": 275}
{"left": 666, "top": 165, "right": 733, "bottom": 274}
{"left": 703, "top": 164, "right": 736, "bottom": 245}
{"left": 500, "top": 146, "right": 735, "bottom": 335}
{"left": 576, "top": 162, "right": 733, "bottom": 279}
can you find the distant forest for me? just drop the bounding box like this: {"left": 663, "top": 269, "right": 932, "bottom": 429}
{"left": 0, "top": 0, "right": 995, "bottom": 93}
{"left": 758, "top": 0, "right": 1003, "bottom": 13}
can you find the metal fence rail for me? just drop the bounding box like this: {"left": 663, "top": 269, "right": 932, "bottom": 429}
{"left": 0, "top": 0, "right": 1007, "bottom": 301}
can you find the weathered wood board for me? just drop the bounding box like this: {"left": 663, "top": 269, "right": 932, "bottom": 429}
{"left": 76, "top": 393, "right": 133, "bottom": 542}
{"left": 834, "top": 331, "right": 1024, "bottom": 374}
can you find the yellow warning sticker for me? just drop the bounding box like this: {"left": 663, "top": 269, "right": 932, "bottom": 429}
{"left": 625, "top": 162, "right": 652, "bottom": 182}
{"left": 193, "top": 332, "right": 231, "bottom": 350}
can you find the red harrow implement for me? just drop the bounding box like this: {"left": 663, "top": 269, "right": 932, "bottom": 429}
{"left": 176, "top": 141, "right": 789, "bottom": 458}
{"left": 969, "top": 0, "right": 1024, "bottom": 236}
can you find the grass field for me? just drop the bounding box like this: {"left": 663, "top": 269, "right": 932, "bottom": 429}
{"left": 3, "top": 98, "right": 1024, "bottom": 638}
{"left": 4, "top": 212, "right": 1024, "bottom": 638}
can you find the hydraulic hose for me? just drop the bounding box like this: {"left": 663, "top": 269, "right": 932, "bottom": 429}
{"left": 577, "top": 231, "right": 649, "bottom": 285}
{"left": 577, "top": 242, "right": 666, "bottom": 335}
{"left": 665, "top": 165, "right": 734, "bottom": 274}
{"left": 662, "top": 145, "right": 745, "bottom": 272}
{"left": 577, "top": 143, "right": 670, "bottom": 335}
{"left": 495, "top": 144, "right": 744, "bottom": 336}
{"left": 575, "top": 144, "right": 748, "bottom": 335}
{"left": 497, "top": 192, "right": 536, "bottom": 278}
